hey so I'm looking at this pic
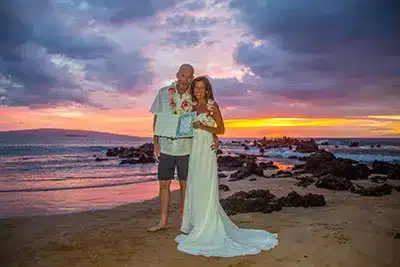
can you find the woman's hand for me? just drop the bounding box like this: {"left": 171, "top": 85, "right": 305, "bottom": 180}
{"left": 193, "top": 121, "right": 204, "bottom": 129}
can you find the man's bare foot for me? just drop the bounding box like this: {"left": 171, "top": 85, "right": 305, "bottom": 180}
{"left": 148, "top": 222, "right": 168, "bottom": 232}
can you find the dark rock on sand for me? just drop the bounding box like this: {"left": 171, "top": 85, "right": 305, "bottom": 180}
{"left": 305, "top": 150, "right": 336, "bottom": 171}
{"left": 271, "top": 170, "right": 293, "bottom": 178}
{"left": 95, "top": 157, "right": 108, "bottom": 162}
{"left": 278, "top": 191, "right": 326, "bottom": 208}
{"left": 220, "top": 189, "right": 326, "bottom": 215}
{"left": 258, "top": 161, "right": 279, "bottom": 170}
{"left": 369, "top": 161, "right": 400, "bottom": 179}
{"left": 369, "top": 175, "right": 387, "bottom": 183}
{"left": 387, "top": 164, "right": 400, "bottom": 180}
{"left": 229, "top": 157, "right": 264, "bottom": 181}
{"left": 218, "top": 173, "right": 228, "bottom": 178}
{"left": 106, "top": 143, "right": 156, "bottom": 164}
{"left": 315, "top": 175, "right": 354, "bottom": 191}
{"left": 217, "top": 155, "right": 245, "bottom": 170}
{"left": 292, "top": 164, "right": 306, "bottom": 170}
{"left": 298, "top": 156, "right": 309, "bottom": 161}
{"left": 138, "top": 153, "right": 156, "bottom": 163}
{"left": 120, "top": 158, "right": 139, "bottom": 165}
{"left": 220, "top": 189, "right": 280, "bottom": 215}
{"left": 218, "top": 184, "right": 230, "bottom": 191}
{"left": 257, "top": 137, "right": 317, "bottom": 150}
{"left": 351, "top": 183, "right": 393, "bottom": 197}
{"left": 371, "top": 160, "right": 393, "bottom": 175}
{"left": 295, "top": 177, "right": 316, "bottom": 187}
{"left": 355, "top": 163, "right": 371, "bottom": 179}
{"left": 295, "top": 140, "right": 319, "bottom": 153}
{"left": 304, "top": 150, "right": 368, "bottom": 180}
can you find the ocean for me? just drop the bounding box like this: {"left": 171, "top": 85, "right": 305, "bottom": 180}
{"left": 1, "top": 134, "right": 399, "bottom": 219}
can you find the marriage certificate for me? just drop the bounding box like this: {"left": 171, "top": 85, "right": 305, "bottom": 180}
{"left": 155, "top": 112, "right": 197, "bottom": 138}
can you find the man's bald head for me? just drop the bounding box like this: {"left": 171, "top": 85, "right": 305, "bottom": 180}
{"left": 176, "top": 64, "right": 195, "bottom": 89}
{"left": 178, "top": 64, "right": 194, "bottom": 74}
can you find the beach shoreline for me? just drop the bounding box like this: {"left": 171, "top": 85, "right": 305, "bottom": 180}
{"left": 1, "top": 177, "right": 399, "bottom": 267}
{"left": 0, "top": 180, "right": 182, "bottom": 220}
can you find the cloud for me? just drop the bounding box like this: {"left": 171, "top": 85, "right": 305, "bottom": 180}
{"left": 180, "top": 1, "right": 207, "bottom": 11}
{"left": 76, "top": 0, "right": 179, "bottom": 24}
{"left": 161, "top": 14, "right": 219, "bottom": 47}
{"left": 0, "top": 0, "right": 154, "bottom": 108}
{"left": 164, "top": 30, "right": 209, "bottom": 47}
{"left": 229, "top": 0, "right": 400, "bottom": 109}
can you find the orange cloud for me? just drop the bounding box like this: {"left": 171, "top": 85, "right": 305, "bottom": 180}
{"left": 1, "top": 106, "right": 399, "bottom": 138}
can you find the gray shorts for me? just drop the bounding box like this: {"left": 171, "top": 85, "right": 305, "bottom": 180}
{"left": 158, "top": 153, "right": 189, "bottom": 181}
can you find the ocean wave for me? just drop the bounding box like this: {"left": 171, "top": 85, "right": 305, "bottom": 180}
{"left": 0, "top": 172, "right": 158, "bottom": 183}
{"left": 315, "top": 139, "right": 330, "bottom": 145}
{"left": 0, "top": 144, "right": 132, "bottom": 157}
{"left": 245, "top": 147, "right": 311, "bottom": 158}
{"left": 0, "top": 179, "right": 157, "bottom": 193}
{"left": 335, "top": 153, "right": 400, "bottom": 163}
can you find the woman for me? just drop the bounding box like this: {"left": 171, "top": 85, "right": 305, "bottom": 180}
{"left": 175, "top": 76, "right": 278, "bottom": 257}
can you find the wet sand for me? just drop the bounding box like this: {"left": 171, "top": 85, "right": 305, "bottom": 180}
{"left": 1, "top": 177, "right": 399, "bottom": 267}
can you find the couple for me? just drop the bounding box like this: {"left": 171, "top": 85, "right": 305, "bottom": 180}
{"left": 149, "top": 64, "right": 278, "bottom": 257}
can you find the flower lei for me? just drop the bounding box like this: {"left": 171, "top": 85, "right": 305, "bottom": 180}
{"left": 168, "top": 81, "right": 192, "bottom": 114}
{"left": 193, "top": 99, "right": 215, "bottom": 117}
{"left": 205, "top": 99, "right": 215, "bottom": 116}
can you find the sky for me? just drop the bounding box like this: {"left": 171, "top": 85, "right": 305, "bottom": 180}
{"left": 1, "top": 0, "right": 399, "bottom": 138}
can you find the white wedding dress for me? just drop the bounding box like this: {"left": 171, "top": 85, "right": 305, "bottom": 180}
{"left": 175, "top": 113, "right": 278, "bottom": 257}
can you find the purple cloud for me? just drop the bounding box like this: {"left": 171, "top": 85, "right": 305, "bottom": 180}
{"left": 229, "top": 0, "right": 400, "bottom": 113}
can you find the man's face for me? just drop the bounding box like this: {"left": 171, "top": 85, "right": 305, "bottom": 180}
{"left": 176, "top": 67, "right": 194, "bottom": 88}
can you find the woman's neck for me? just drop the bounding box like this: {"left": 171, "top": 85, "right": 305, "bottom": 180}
{"left": 197, "top": 98, "right": 206, "bottom": 105}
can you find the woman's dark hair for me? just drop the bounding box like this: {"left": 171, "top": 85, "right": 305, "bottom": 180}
{"left": 190, "top": 76, "right": 215, "bottom": 103}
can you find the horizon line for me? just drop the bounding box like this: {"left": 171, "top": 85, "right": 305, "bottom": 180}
{"left": 1, "top": 127, "right": 399, "bottom": 139}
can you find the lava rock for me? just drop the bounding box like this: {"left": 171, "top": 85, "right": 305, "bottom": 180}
{"left": 351, "top": 183, "right": 393, "bottom": 196}
{"left": 315, "top": 175, "right": 354, "bottom": 191}
{"left": 218, "top": 184, "right": 230, "bottom": 191}
{"left": 279, "top": 191, "right": 326, "bottom": 208}
{"left": 295, "top": 141, "right": 319, "bottom": 153}
{"left": 220, "top": 189, "right": 326, "bottom": 215}
{"left": 218, "top": 173, "right": 228, "bottom": 178}
{"left": 295, "top": 177, "right": 316, "bottom": 187}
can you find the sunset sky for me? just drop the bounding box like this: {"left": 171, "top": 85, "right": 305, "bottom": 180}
{"left": 1, "top": 0, "right": 399, "bottom": 138}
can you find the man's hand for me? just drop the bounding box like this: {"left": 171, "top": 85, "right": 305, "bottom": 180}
{"left": 211, "top": 134, "right": 220, "bottom": 152}
{"left": 153, "top": 142, "right": 160, "bottom": 161}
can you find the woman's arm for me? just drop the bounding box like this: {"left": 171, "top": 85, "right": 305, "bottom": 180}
{"left": 199, "top": 103, "right": 225, "bottom": 135}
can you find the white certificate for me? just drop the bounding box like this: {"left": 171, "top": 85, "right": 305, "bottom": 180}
{"left": 155, "top": 112, "right": 196, "bottom": 138}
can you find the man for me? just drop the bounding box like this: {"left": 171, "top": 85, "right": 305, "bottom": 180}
{"left": 148, "top": 64, "right": 219, "bottom": 232}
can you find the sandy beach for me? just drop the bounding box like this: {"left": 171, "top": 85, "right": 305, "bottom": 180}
{"left": 1, "top": 177, "right": 399, "bottom": 267}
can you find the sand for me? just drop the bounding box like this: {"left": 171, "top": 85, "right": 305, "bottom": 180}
{"left": 1, "top": 177, "right": 400, "bottom": 267}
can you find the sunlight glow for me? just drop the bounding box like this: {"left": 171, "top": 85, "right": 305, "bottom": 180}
{"left": 224, "top": 118, "right": 364, "bottom": 128}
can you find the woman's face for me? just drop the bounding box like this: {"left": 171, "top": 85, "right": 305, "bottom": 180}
{"left": 193, "top": 80, "right": 206, "bottom": 101}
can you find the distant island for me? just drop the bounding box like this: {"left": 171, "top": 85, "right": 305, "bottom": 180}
{"left": 65, "top": 134, "right": 88, "bottom": 137}
{"left": 0, "top": 128, "right": 141, "bottom": 141}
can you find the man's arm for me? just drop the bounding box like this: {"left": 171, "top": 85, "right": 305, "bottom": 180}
{"left": 150, "top": 87, "right": 162, "bottom": 160}
{"left": 153, "top": 115, "right": 159, "bottom": 145}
